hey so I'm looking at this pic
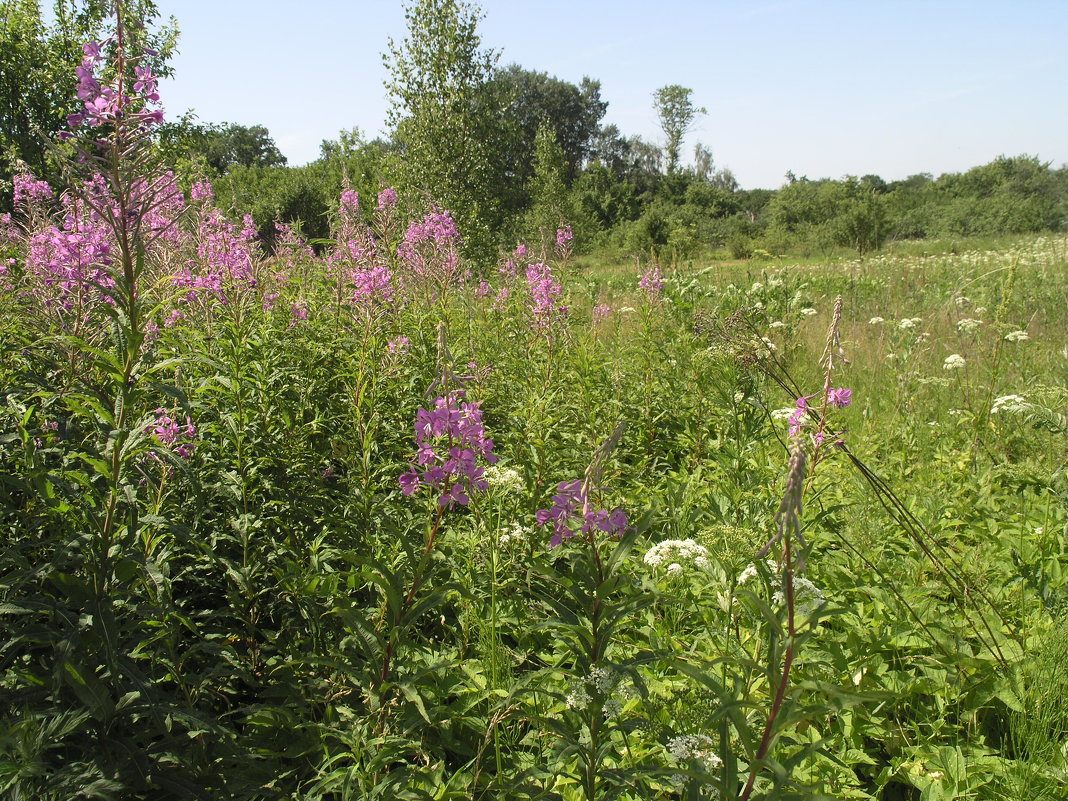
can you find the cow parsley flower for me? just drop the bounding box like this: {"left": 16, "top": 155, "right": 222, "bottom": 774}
{"left": 666, "top": 734, "right": 723, "bottom": 773}
{"left": 484, "top": 464, "right": 523, "bottom": 493}
{"left": 943, "top": 354, "right": 966, "bottom": 370}
{"left": 1004, "top": 330, "right": 1030, "bottom": 343}
{"left": 644, "top": 539, "right": 712, "bottom": 572}
{"left": 957, "top": 318, "right": 982, "bottom": 334}
{"left": 869, "top": 316, "right": 885, "bottom": 325}
{"left": 991, "top": 394, "right": 1030, "bottom": 414}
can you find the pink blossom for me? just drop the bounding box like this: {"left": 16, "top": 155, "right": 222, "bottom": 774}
{"left": 377, "top": 187, "right": 398, "bottom": 212}
{"left": 525, "top": 262, "right": 567, "bottom": 331}
{"left": 535, "top": 479, "right": 628, "bottom": 547}
{"left": 638, "top": 265, "right": 664, "bottom": 297}
{"left": 399, "top": 391, "right": 497, "bottom": 509}
{"left": 827, "top": 388, "right": 853, "bottom": 407}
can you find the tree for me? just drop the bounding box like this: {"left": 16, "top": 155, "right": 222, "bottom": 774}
{"left": 158, "top": 118, "right": 287, "bottom": 174}
{"left": 0, "top": 0, "right": 177, "bottom": 207}
{"left": 525, "top": 120, "right": 572, "bottom": 250}
{"left": 383, "top": 0, "right": 506, "bottom": 261}
{"left": 652, "top": 84, "right": 705, "bottom": 175}
{"left": 491, "top": 64, "right": 606, "bottom": 185}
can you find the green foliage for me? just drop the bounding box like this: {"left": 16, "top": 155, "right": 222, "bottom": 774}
{"left": 383, "top": 0, "right": 506, "bottom": 264}
{"left": 158, "top": 115, "right": 287, "bottom": 174}
{"left": 652, "top": 85, "right": 705, "bottom": 176}
{"left": 524, "top": 120, "right": 573, "bottom": 251}
{"left": 492, "top": 64, "right": 607, "bottom": 190}
{"left": 765, "top": 175, "right": 887, "bottom": 255}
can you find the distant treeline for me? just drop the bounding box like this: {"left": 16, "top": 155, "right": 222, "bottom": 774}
{"left": 164, "top": 120, "right": 1068, "bottom": 263}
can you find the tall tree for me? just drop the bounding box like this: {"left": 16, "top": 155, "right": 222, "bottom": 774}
{"left": 525, "top": 120, "right": 572, "bottom": 250}
{"left": 158, "top": 118, "right": 287, "bottom": 173}
{"left": 491, "top": 65, "right": 606, "bottom": 185}
{"left": 652, "top": 84, "right": 705, "bottom": 175}
{"left": 383, "top": 0, "right": 505, "bottom": 261}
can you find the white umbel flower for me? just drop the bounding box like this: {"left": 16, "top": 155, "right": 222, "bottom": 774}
{"left": 943, "top": 354, "right": 966, "bottom": 370}
{"left": 991, "top": 394, "right": 1030, "bottom": 414}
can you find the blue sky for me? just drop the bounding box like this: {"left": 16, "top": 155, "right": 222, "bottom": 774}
{"left": 154, "top": 0, "right": 1068, "bottom": 189}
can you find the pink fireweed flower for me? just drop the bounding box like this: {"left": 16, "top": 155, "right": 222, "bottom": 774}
{"left": 492, "top": 286, "right": 510, "bottom": 311}
{"left": 827, "top": 388, "right": 853, "bottom": 407}
{"left": 289, "top": 301, "right": 309, "bottom": 325}
{"left": 377, "top": 187, "right": 398, "bottom": 212}
{"left": 555, "top": 225, "right": 574, "bottom": 258}
{"left": 535, "top": 479, "right": 629, "bottom": 548}
{"left": 592, "top": 304, "right": 611, "bottom": 322}
{"left": 638, "top": 264, "right": 664, "bottom": 297}
{"left": 525, "top": 262, "right": 567, "bottom": 331}
{"left": 340, "top": 190, "right": 359, "bottom": 212}
{"left": 351, "top": 265, "right": 395, "bottom": 305}
{"left": 398, "top": 391, "right": 497, "bottom": 509}
{"left": 397, "top": 208, "right": 467, "bottom": 296}
{"left": 13, "top": 174, "right": 54, "bottom": 206}
{"left": 148, "top": 408, "right": 196, "bottom": 459}
{"left": 190, "top": 181, "right": 214, "bottom": 202}
{"left": 65, "top": 40, "right": 165, "bottom": 135}
{"left": 387, "top": 335, "right": 410, "bottom": 355}
{"left": 475, "top": 280, "right": 492, "bottom": 298}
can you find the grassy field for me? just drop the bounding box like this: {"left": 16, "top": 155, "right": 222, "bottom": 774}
{"left": 2, "top": 174, "right": 1066, "bottom": 800}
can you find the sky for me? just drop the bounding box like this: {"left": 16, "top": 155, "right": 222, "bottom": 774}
{"left": 152, "top": 0, "right": 1068, "bottom": 190}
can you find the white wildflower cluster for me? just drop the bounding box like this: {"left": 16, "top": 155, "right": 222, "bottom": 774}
{"left": 767, "top": 277, "right": 784, "bottom": 289}
{"left": 974, "top": 306, "right": 988, "bottom": 315}
{"left": 956, "top": 318, "right": 982, "bottom": 334}
{"left": 770, "top": 407, "right": 796, "bottom": 422}
{"left": 772, "top": 575, "right": 824, "bottom": 613}
{"left": 799, "top": 307, "right": 817, "bottom": 316}
{"left": 737, "top": 559, "right": 777, "bottom": 586}
{"left": 484, "top": 464, "right": 523, "bottom": 493}
{"left": 898, "top": 317, "right": 923, "bottom": 330}
{"left": 955, "top": 296, "right": 970, "bottom": 307}
{"left": 644, "top": 539, "right": 712, "bottom": 574}
{"left": 738, "top": 561, "right": 824, "bottom": 615}
{"left": 498, "top": 522, "right": 532, "bottom": 548}
{"left": 1004, "top": 329, "right": 1030, "bottom": 343}
{"left": 768, "top": 320, "right": 786, "bottom": 330}
{"left": 564, "top": 666, "right": 630, "bottom": 717}
{"left": 869, "top": 316, "right": 885, "bottom": 325}
{"left": 750, "top": 281, "right": 763, "bottom": 293}
{"left": 991, "top": 394, "right": 1030, "bottom": 414}
{"left": 564, "top": 684, "right": 591, "bottom": 710}
{"left": 943, "top": 354, "right": 966, "bottom": 370}
{"left": 755, "top": 337, "right": 777, "bottom": 359}
{"left": 588, "top": 665, "right": 614, "bottom": 694}
{"left": 666, "top": 734, "right": 723, "bottom": 773}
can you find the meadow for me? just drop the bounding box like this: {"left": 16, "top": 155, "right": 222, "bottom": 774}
{"left": 1, "top": 20, "right": 1068, "bottom": 801}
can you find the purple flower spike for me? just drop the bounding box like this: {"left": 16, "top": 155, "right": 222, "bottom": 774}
{"left": 398, "top": 391, "right": 496, "bottom": 510}
{"left": 535, "top": 479, "right": 628, "bottom": 548}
